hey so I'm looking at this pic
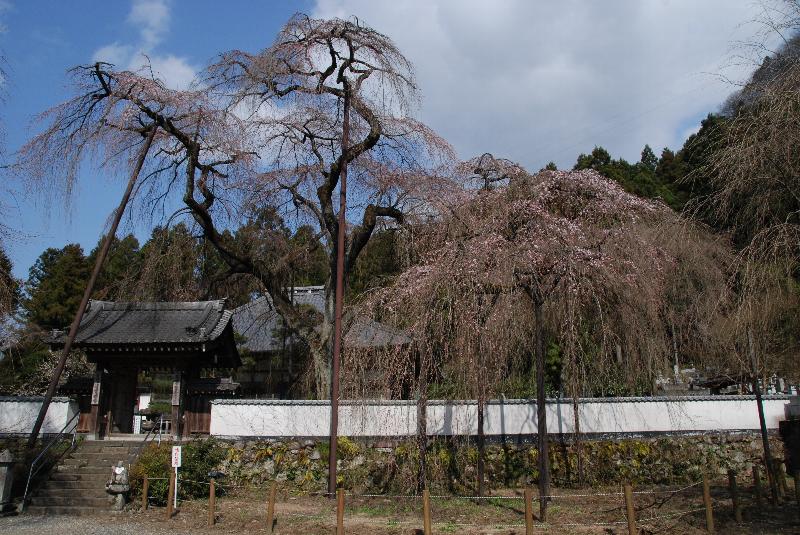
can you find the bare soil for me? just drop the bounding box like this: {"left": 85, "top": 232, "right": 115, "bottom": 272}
{"left": 3, "top": 481, "right": 799, "bottom": 534}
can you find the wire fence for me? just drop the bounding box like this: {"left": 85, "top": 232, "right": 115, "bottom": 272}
{"left": 134, "top": 468, "right": 799, "bottom": 533}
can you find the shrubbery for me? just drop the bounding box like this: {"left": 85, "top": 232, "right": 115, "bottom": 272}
{"left": 130, "top": 439, "right": 226, "bottom": 505}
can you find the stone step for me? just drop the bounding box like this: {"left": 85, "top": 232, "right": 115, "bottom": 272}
{"left": 69, "top": 452, "right": 136, "bottom": 462}
{"left": 60, "top": 457, "right": 89, "bottom": 467}
{"left": 76, "top": 442, "right": 139, "bottom": 452}
{"left": 40, "top": 480, "right": 105, "bottom": 491}
{"left": 30, "top": 496, "right": 109, "bottom": 508}
{"left": 50, "top": 473, "right": 108, "bottom": 483}
{"left": 35, "top": 486, "right": 107, "bottom": 498}
{"left": 25, "top": 505, "right": 102, "bottom": 516}
{"left": 55, "top": 466, "right": 112, "bottom": 475}
{"left": 78, "top": 442, "right": 132, "bottom": 450}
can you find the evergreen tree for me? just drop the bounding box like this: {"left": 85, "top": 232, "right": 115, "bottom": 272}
{"left": 0, "top": 247, "right": 20, "bottom": 315}
{"left": 640, "top": 144, "right": 658, "bottom": 172}
{"left": 136, "top": 224, "right": 200, "bottom": 301}
{"left": 289, "top": 225, "right": 329, "bottom": 287}
{"left": 87, "top": 234, "right": 142, "bottom": 300}
{"left": 348, "top": 229, "right": 400, "bottom": 295}
{"left": 23, "top": 244, "right": 90, "bottom": 330}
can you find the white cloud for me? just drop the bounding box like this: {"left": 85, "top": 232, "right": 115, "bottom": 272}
{"left": 313, "top": 0, "right": 780, "bottom": 169}
{"left": 92, "top": 42, "right": 133, "bottom": 66}
{"left": 92, "top": 0, "right": 196, "bottom": 90}
{"left": 127, "top": 0, "right": 170, "bottom": 50}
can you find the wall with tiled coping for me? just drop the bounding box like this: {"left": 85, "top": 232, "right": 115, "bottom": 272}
{"left": 0, "top": 397, "right": 78, "bottom": 435}
{"left": 210, "top": 396, "right": 793, "bottom": 438}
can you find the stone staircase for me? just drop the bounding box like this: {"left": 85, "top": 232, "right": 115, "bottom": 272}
{"left": 25, "top": 440, "right": 139, "bottom": 516}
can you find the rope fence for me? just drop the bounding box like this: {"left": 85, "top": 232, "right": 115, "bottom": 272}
{"left": 138, "top": 468, "right": 798, "bottom": 533}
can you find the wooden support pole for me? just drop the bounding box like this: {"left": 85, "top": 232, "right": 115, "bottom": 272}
{"left": 703, "top": 473, "right": 714, "bottom": 533}
{"left": 624, "top": 483, "right": 636, "bottom": 535}
{"left": 336, "top": 488, "right": 345, "bottom": 535}
{"left": 27, "top": 125, "right": 158, "bottom": 447}
{"left": 524, "top": 487, "right": 534, "bottom": 535}
{"left": 166, "top": 470, "right": 175, "bottom": 519}
{"left": 208, "top": 478, "right": 216, "bottom": 527}
{"left": 727, "top": 470, "right": 742, "bottom": 524}
{"left": 753, "top": 465, "right": 763, "bottom": 508}
{"left": 142, "top": 477, "right": 149, "bottom": 511}
{"left": 422, "top": 488, "right": 432, "bottom": 535}
{"left": 266, "top": 481, "right": 277, "bottom": 534}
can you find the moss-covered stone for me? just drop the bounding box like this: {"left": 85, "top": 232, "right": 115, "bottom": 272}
{"left": 212, "top": 432, "right": 785, "bottom": 494}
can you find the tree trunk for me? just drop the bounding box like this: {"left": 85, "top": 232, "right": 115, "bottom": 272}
{"left": 534, "top": 300, "right": 550, "bottom": 518}
{"left": 572, "top": 392, "right": 584, "bottom": 487}
{"left": 749, "top": 329, "right": 779, "bottom": 504}
{"left": 310, "top": 283, "right": 335, "bottom": 399}
{"left": 416, "top": 355, "right": 429, "bottom": 493}
{"left": 477, "top": 395, "right": 486, "bottom": 497}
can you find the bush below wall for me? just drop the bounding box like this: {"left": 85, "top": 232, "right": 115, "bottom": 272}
{"left": 211, "top": 432, "right": 785, "bottom": 494}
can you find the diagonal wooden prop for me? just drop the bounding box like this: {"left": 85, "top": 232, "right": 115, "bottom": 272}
{"left": 27, "top": 126, "right": 158, "bottom": 447}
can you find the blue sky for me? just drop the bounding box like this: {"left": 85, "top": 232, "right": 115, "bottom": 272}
{"left": 1, "top": 1, "right": 311, "bottom": 279}
{"left": 0, "top": 0, "right": 781, "bottom": 280}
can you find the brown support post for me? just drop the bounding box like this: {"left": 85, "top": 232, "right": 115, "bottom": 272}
{"left": 166, "top": 470, "right": 175, "bottom": 519}
{"left": 524, "top": 487, "right": 534, "bottom": 535}
{"left": 727, "top": 470, "right": 742, "bottom": 524}
{"left": 208, "top": 478, "right": 216, "bottom": 526}
{"left": 703, "top": 473, "right": 714, "bottom": 533}
{"left": 422, "top": 488, "right": 432, "bottom": 535}
{"left": 328, "top": 76, "right": 351, "bottom": 500}
{"left": 26, "top": 126, "right": 157, "bottom": 446}
{"left": 624, "top": 483, "right": 636, "bottom": 535}
{"left": 753, "top": 466, "right": 763, "bottom": 508}
{"left": 336, "top": 488, "right": 345, "bottom": 535}
{"left": 142, "top": 476, "right": 149, "bottom": 511}
{"left": 266, "top": 481, "right": 277, "bottom": 534}
{"left": 748, "top": 330, "right": 779, "bottom": 505}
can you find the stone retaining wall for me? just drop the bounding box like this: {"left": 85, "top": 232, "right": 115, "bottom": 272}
{"left": 215, "top": 431, "right": 785, "bottom": 494}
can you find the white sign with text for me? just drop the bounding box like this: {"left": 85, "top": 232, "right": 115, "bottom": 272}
{"left": 171, "top": 446, "right": 182, "bottom": 468}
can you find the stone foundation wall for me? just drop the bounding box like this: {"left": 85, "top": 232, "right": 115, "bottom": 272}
{"left": 215, "top": 432, "right": 785, "bottom": 494}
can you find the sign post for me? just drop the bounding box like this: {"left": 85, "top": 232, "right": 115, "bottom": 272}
{"left": 171, "top": 446, "right": 182, "bottom": 510}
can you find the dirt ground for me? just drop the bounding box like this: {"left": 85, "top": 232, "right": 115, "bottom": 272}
{"left": 3, "top": 481, "right": 800, "bottom": 534}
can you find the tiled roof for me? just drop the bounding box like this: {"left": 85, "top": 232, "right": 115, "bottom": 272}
{"left": 51, "top": 300, "right": 232, "bottom": 345}
{"left": 232, "top": 286, "right": 411, "bottom": 353}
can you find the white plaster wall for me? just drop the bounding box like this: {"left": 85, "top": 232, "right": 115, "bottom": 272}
{"left": 0, "top": 397, "right": 78, "bottom": 435}
{"left": 210, "top": 396, "right": 791, "bottom": 438}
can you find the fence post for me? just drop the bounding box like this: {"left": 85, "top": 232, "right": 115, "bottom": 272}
{"left": 524, "top": 487, "right": 534, "bottom": 535}
{"left": 423, "top": 488, "right": 432, "bottom": 535}
{"left": 336, "top": 488, "right": 345, "bottom": 535}
{"left": 266, "top": 481, "right": 277, "bottom": 534}
{"left": 624, "top": 483, "right": 636, "bottom": 535}
{"left": 753, "top": 465, "right": 763, "bottom": 508}
{"left": 703, "top": 473, "right": 714, "bottom": 533}
{"left": 208, "top": 478, "right": 216, "bottom": 527}
{"left": 142, "top": 476, "right": 149, "bottom": 511}
{"left": 166, "top": 470, "right": 175, "bottom": 519}
{"left": 727, "top": 470, "right": 742, "bottom": 524}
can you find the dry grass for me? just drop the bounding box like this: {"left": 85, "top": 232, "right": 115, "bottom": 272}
{"left": 130, "top": 479, "right": 800, "bottom": 534}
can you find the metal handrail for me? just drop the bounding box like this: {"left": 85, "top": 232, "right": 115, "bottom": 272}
{"left": 131, "top": 414, "right": 161, "bottom": 461}
{"left": 22, "top": 410, "right": 80, "bottom": 507}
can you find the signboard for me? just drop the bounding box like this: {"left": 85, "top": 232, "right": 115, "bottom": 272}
{"left": 171, "top": 446, "right": 182, "bottom": 468}
{"left": 171, "top": 376, "right": 182, "bottom": 406}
